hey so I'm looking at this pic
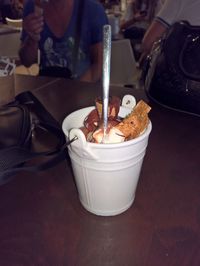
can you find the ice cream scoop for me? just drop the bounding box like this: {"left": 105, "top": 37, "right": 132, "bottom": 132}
{"left": 93, "top": 127, "right": 125, "bottom": 144}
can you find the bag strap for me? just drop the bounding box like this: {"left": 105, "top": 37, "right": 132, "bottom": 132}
{"left": 15, "top": 91, "right": 66, "bottom": 149}
{"left": 0, "top": 137, "right": 76, "bottom": 185}
{"left": 0, "top": 91, "right": 76, "bottom": 185}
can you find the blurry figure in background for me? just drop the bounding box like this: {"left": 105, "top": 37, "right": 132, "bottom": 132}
{"left": 0, "top": 0, "right": 23, "bottom": 23}
{"left": 120, "top": 0, "right": 148, "bottom": 40}
{"left": 99, "top": 0, "right": 120, "bottom": 9}
{"left": 120, "top": 0, "right": 163, "bottom": 61}
{"left": 152, "top": 0, "right": 165, "bottom": 16}
{"left": 19, "top": 0, "right": 108, "bottom": 82}
{"left": 139, "top": 0, "right": 200, "bottom": 66}
{"left": 119, "top": 0, "right": 149, "bottom": 61}
{"left": 1, "top": 0, "right": 13, "bottom": 23}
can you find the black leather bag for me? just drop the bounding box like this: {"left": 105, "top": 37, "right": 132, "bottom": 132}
{"left": 144, "top": 21, "right": 200, "bottom": 116}
{"left": 0, "top": 91, "right": 73, "bottom": 185}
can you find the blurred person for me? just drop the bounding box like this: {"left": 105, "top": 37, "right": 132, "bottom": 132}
{"left": 120, "top": 0, "right": 164, "bottom": 60}
{"left": 153, "top": 0, "right": 165, "bottom": 15}
{"left": 19, "top": 0, "right": 108, "bottom": 82}
{"left": 139, "top": 0, "right": 200, "bottom": 65}
{"left": 1, "top": 0, "right": 13, "bottom": 23}
{"left": 120, "top": 0, "right": 148, "bottom": 39}
{"left": 120, "top": 0, "right": 166, "bottom": 37}
{"left": 0, "top": 0, "right": 23, "bottom": 23}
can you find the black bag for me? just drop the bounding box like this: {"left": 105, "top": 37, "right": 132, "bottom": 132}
{"left": 144, "top": 21, "right": 200, "bottom": 116}
{"left": 0, "top": 91, "right": 74, "bottom": 185}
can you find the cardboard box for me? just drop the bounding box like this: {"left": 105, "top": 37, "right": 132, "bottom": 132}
{"left": 0, "top": 73, "right": 57, "bottom": 105}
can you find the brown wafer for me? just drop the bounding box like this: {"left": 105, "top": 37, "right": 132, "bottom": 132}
{"left": 115, "top": 100, "right": 151, "bottom": 140}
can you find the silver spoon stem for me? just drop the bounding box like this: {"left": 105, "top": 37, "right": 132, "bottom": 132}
{"left": 102, "top": 25, "right": 112, "bottom": 138}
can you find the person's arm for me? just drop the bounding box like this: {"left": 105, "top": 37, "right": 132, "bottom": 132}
{"left": 141, "top": 20, "right": 167, "bottom": 54}
{"left": 139, "top": 0, "right": 180, "bottom": 66}
{"left": 19, "top": 35, "right": 39, "bottom": 67}
{"left": 139, "top": 20, "right": 167, "bottom": 66}
{"left": 79, "top": 42, "right": 103, "bottom": 83}
{"left": 19, "top": 11, "right": 43, "bottom": 67}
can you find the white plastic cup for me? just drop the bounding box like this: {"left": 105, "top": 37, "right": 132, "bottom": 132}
{"left": 62, "top": 97, "right": 152, "bottom": 216}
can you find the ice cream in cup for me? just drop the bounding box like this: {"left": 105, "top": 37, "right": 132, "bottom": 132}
{"left": 62, "top": 94, "right": 152, "bottom": 216}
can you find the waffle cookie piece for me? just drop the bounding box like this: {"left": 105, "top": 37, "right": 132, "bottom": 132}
{"left": 115, "top": 100, "right": 151, "bottom": 140}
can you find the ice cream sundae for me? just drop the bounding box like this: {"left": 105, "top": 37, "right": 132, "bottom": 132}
{"left": 62, "top": 94, "right": 152, "bottom": 216}
{"left": 80, "top": 96, "right": 151, "bottom": 144}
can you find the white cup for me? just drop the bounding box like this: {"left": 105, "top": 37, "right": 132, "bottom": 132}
{"left": 62, "top": 96, "right": 152, "bottom": 216}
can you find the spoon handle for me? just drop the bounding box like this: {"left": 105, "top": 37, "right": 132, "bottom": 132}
{"left": 102, "top": 24, "right": 112, "bottom": 135}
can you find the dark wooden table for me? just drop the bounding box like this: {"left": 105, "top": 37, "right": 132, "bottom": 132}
{"left": 0, "top": 76, "right": 200, "bottom": 266}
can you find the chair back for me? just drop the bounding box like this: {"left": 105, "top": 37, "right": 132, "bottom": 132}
{"left": 110, "top": 39, "right": 140, "bottom": 87}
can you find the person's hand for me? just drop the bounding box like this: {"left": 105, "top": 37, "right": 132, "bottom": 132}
{"left": 23, "top": 11, "right": 44, "bottom": 41}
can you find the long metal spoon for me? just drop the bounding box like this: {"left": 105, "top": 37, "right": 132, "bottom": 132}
{"left": 102, "top": 24, "right": 112, "bottom": 143}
